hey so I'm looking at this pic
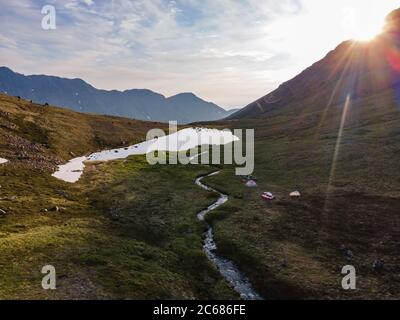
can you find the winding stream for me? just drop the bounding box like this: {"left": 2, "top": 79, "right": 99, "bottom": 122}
{"left": 195, "top": 171, "right": 263, "bottom": 300}
{"left": 51, "top": 128, "right": 261, "bottom": 299}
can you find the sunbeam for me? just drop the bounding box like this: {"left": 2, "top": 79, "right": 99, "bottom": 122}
{"left": 315, "top": 42, "right": 357, "bottom": 138}
{"left": 322, "top": 95, "right": 352, "bottom": 215}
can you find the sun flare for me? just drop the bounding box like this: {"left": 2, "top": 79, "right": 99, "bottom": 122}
{"left": 352, "top": 22, "right": 383, "bottom": 41}
{"left": 347, "top": 6, "right": 387, "bottom": 42}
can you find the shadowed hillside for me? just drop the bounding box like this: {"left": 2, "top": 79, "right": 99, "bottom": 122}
{"left": 202, "top": 9, "right": 400, "bottom": 299}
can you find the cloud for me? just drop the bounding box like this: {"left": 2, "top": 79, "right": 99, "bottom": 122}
{"left": 0, "top": 0, "right": 397, "bottom": 108}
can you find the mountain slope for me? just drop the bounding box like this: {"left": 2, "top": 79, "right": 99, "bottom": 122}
{"left": 166, "top": 93, "right": 227, "bottom": 123}
{"left": 0, "top": 67, "right": 229, "bottom": 124}
{"left": 228, "top": 9, "right": 400, "bottom": 121}
{"left": 0, "top": 93, "right": 236, "bottom": 299}
{"left": 0, "top": 93, "right": 165, "bottom": 170}
{"left": 205, "top": 9, "right": 400, "bottom": 299}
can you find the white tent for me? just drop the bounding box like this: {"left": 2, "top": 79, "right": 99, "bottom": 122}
{"left": 245, "top": 180, "right": 258, "bottom": 188}
{"left": 290, "top": 191, "right": 301, "bottom": 197}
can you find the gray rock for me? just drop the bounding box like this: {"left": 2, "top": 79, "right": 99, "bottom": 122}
{"left": 373, "top": 259, "right": 385, "bottom": 272}
{"left": 345, "top": 250, "right": 354, "bottom": 260}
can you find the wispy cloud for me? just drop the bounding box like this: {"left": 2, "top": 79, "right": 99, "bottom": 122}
{"left": 0, "top": 0, "right": 398, "bottom": 108}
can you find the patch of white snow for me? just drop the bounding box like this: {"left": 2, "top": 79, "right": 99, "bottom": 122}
{"left": 52, "top": 128, "right": 239, "bottom": 183}
{"left": 51, "top": 157, "right": 87, "bottom": 183}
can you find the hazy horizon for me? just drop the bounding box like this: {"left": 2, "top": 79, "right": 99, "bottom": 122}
{"left": 1, "top": 65, "right": 242, "bottom": 111}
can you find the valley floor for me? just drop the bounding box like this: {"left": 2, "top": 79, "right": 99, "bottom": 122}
{"left": 0, "top": 157, "right": 238, "bottom": 299}
{"left": 1, "top": 152, "right": 398, "bottom": 299}
{"left": 1, "top": 92, "right": 399, "bottom": 300}
{"left": 205, "top": 167, "right": 400, "bottom": 299}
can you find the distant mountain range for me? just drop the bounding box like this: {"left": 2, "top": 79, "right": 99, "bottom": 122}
{"left": 0, "top": 67, "right": 236, "bottom": 124}
{"left": 228, "top": 8, "right": 400, "bottom": 120}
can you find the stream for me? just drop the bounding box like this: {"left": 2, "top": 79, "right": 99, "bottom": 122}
{"left": 51, "top": 128, "right": 262, "bottom": 299}
{"left": 195, "top": 171, "right": 263, "bottom": 300}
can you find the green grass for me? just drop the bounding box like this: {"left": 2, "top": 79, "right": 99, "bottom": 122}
{"left": 0, "top": 156, "right": 237, "bottom": 299}
{"left": 200, "top": 88, "right": 400, "bottom": 299}
{"left": 0, "top": 94, "right": 237, "bottom": 299}
{"left": 2, "top": 90, "right": 400, "bottom": 300}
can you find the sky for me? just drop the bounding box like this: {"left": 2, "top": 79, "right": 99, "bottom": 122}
{"left": 0, "top": 0, "right": 399, "bottom": 109}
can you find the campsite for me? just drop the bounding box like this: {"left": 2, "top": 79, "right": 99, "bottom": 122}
{"left": 1, "top": 0, "right": 400, "bottom": 304}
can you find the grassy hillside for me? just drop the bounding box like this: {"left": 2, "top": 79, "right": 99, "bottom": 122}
{"left": 206, "top": 88, "right": 400, "bottom": 299}
{"left": 1, "top": 89, "right": 399, "bottom": 300}
{"left": 0, "top": 93, "right": 166, "bottom": 167}
{"left": 0, "top": 94, "right": 237, "bottom": 299}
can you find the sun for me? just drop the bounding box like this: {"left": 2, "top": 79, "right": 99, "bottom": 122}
{"left": 350, "top": 12, "right": 385, "bottom": 42}
{"left": 340, "top": 3, "right": 396, "bottom": 42}
{"left": 352, "top": 24, "right": 382, "bottom": 41}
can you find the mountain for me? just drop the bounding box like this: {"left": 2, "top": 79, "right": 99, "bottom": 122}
{"left": 228, "top": 8, "right": 400, "bottom": 120}
{"left": 165, "top": 92, "right": 227, "bottom": 123}
{"left": 0, "top": 67, "right": 229, "bottom": 124}
{"left": 225, "top": 108, "right": 241, "bottom": 116}
{"left": 211, "top": 9, "right": 400, "bottom": 299}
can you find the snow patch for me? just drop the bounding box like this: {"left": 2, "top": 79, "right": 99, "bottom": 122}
{"left": 51, "top": 157, "right": 87, "bottom": 183}
{"left": 0, "top": 158, "right": 8, "bottom": 164}
{"left": 52, "top": 128, "right": 238, "bottom": 183}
